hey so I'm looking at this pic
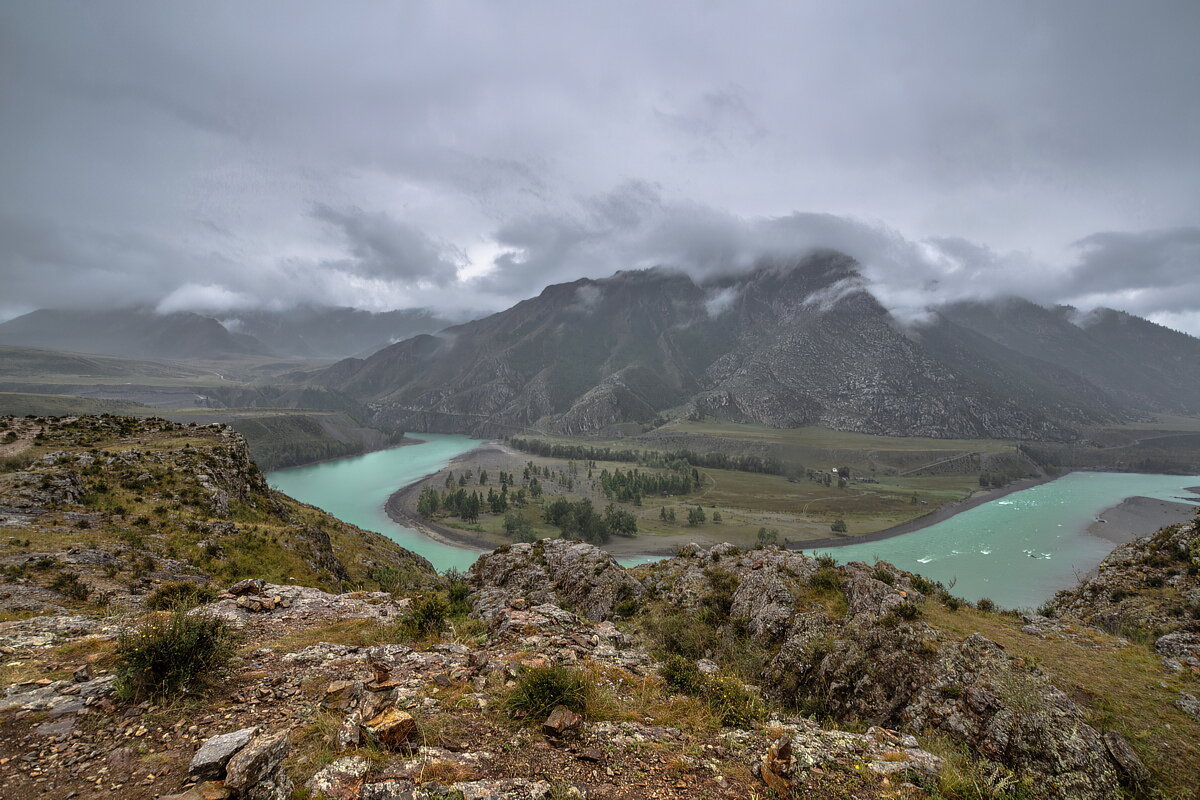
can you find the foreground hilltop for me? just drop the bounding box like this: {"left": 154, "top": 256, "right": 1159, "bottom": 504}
{"left": 0, "top": 414, "right": 437, "bottom": 601}
{"left": 1, "top": 423, "right": 1198, "bottom": 800}
{"left": 303, "top": 254, "right": 1200, "bottom": 441}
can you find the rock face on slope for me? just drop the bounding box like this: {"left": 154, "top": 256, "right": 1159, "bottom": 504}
{"left": 467, "top": 538, "right": 645, "bottom": 622}
{"left": 303, "top": 254, "right": 1200, "bottom": 440}
{"left": 1046, "top": 513, "right": 1200, "bottom": 638}
{"left": 641, "top": 544, "right": 1128, "bottom": 799}
{"left": 464, "top": 540, "right": 1138, "bottom": 799}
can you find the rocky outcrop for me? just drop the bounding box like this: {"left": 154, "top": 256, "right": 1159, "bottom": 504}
{"left": 467, "top": 539, "right": 644, "bottom": 621}
{"left": 633, "top": 544, "right": 1130, "bottom": 798}
{"left": 1046, "top": 515, "right": 1199, "bottom": 636}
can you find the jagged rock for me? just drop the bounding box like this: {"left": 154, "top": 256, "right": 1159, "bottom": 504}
{"left": 230, "top": 578, "right": 266, "bottom": 596}
{"left": 189, "top": 726, "right": 259, "bottom": 780}
{"left": 362, "top": 707, "right": 418, "bottom": 750}
{"left": 322, "top": 679, "right": 365, "bottom": 711}
{"left": 468, "top": 539, "right": 644, "bottom": 621}
{"left": 1047, "top": 517, "right": 1200, "bottom": 637}
{"left": 650, "top": 547, "right": 1120, "bottom": 799}
{"left": 224, "top": 729, "right": 291, "bottom": 800}
{"left": 360, "top": 780, "right": 415, "bottom": 800}
{"left": 423, "top": 779, "right": 556, "bottom": 799}
{"left": 542, "top": 705, "right": 582, "bottom": 737}
{"left": 306, "top": 755, "right": 372, "bottom": 799}
{"left": 205, "top": 584, "right": 406, "bottom": 627}
{"left": 72, "top": 662, "right": 92, "bottom": 682}
{"left": 758, "top": 734, "right": 793, "bottom": 793}
{"left": 1103, "top": 731, "right": 1149, "bottom": 785}
{"left": 1155, "top": 631, "right": 1200, "bottom": 667}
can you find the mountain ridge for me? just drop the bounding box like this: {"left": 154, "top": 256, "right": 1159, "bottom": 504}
{"left": 303, "top": 253, "right": 1200, "bottom": 440}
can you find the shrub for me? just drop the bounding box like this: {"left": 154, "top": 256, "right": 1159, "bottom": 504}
{"left": 613, "top": 598, "right": 641, "bottom": 618}
{"left": 881, "top": 602, "right": 923, "bottom": 627}
{"left": 976, "top": 597, "right": 996, "bottom": 613}
{"left": 504, "top": 665, "right": 594, "bottom": 720}
{"left": 649, "top": 611, "right": 713, "bottom": 659}
{"left": 830, "top": 519, "right": 848, "bottom": 533}
{"left": 445, "top": 570, "right": 471, "bottom": 616}
{"left": 809, "top": 567, "right": 843, "bottom": 592}
{"left": 705, "top": 675, "right": 763, "bottom": 728}
{"left": 698, "top": 568, "right": 737, "bottom": 624}
{"left": 113, "top": 610, "right": 235, "bottom": 700}
{"left": 50, "top": 570, "right": 91, "bottom": 601}
{"left": 943, "top": 594, "right": 964, "bottom": 612}
{"left": 815, "top": 554, "right": 837, "bottom": 569}
{"left": 0, "top": 454, "right": 34, "bottom": 473}
{"left": 144, "top": 581, "right": 218, "bottom": 611}
{"left": 910, "top": 575, "right": 936, "bottom": 595}
{"left": 660, "top": 654, "right": 706, "bottom": 695}
{"left": 872, "top": 566, "right": 895, "bottom": 585}
{"left": 401, "top": 593, "right": 450, "bottom": 637}
{"left": 371, "top": 564, "right": 425, "bottom": 594}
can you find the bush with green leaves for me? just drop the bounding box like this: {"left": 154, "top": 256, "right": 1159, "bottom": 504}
{"left": 144, "top": 581, "right": 218, "bottom": 611}
{"left": 809, "top": 567, "right": 843, "bottom": 592}
{"left": 705, "top": 675, "right": 763, "bottom": 727}
{"left": 660, "top": 654, "right": 706, "bottom": 695}
{"left": 113, "top": 610, "right": 235, "bottom": 700}
{"left": 444, "top": 569, "right": 471, "bottom": 616}
{"left": 401, "top": 592, "right": 450, "bottom": 637}
{"left": 648, "top": 611, "right": 714, "bottom": 659}
{"left": 504, "top": 665, "right": 594, "bottom": 720}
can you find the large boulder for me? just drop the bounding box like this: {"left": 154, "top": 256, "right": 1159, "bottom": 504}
{"left": 467, "top": 539, "right": 644, "bottom": 621}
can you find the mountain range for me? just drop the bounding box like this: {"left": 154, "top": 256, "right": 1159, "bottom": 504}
{"left": 0, "top": 306, "right": 451, "bottom": 360}
{"left": 302, "top": 253, "right": 1200, "bottom": 440}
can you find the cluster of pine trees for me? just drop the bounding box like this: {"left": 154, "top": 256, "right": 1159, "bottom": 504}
{"left": 597, "top": 465, "right": 699, "bottom": 504}
{"left": 543, "top": 497, "right": 637, "bottom": 544}
{"left": 416, "top": 480, "right": 530, "bottom": 522}
{"left": 658, "top": 505, "right": 721, "bottom": 526}
{"left": 508, "top": 438, "right": 792, "bottom": 476}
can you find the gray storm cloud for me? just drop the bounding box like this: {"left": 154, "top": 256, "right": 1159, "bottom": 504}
{"left": 0, "top": 1, "right": 1197, "bottom": 331}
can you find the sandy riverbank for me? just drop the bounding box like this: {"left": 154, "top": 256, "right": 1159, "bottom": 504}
{"left": 383, "top": 444, "right": 506, "bottom": 553}
{"left": 1086, "top": 493, "right": 1199, "bottom": 545}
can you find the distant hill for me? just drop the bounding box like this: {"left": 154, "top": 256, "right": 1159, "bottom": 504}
{"left": 0, "top": 305, "right": 453, "bottom": 360}
{"left": 304, "top": 253, "right": 1200, "bottom": 440}
{"left": 219, "top": 305, "right": 452, "bottom": 358}
{"left": 0, "top": 308, "right": 271, "bottom": 360}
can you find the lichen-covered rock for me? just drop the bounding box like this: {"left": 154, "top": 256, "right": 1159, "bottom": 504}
{"left": 224, "top": 728, "right": 291, "bottom": 800}
{"left": 188, "top": 726, "right": 258, "bottom": 780}
{"left": 653, "top": 545, "right": 1124, "bottom": 800}
{"left": 467, "top": 539, "right": 643, "bottom": 621}
{"left": 307, "top": 755, "right": 371, "bottom": 799}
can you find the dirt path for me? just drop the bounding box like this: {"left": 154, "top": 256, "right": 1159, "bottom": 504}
{"left": 0, "top": 418, "right": 43, "bottom": 457}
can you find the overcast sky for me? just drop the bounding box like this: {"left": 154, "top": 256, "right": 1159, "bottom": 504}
{"left": 2, "top": 1, "right": 1199, "bottom": 332}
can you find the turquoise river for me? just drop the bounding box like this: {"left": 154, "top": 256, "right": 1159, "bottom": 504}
{"left": 269, "top": 437, "right": 1198, "bottom": 610}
